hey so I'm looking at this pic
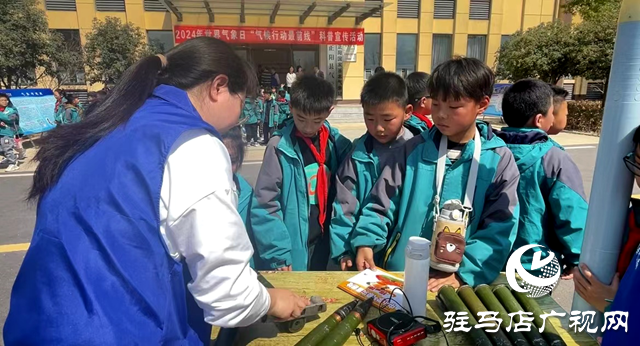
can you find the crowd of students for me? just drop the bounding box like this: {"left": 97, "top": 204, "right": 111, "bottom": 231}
{"left": 228, "top": 57, "right": 640, "bottom": 343}
{"left": 231, "top": 58, "right": 585, "bottom": 287}
{"left": 4, "top": 37, "right": 638, "bottom": 344}
{"left": 240, "top": 85, "right": 292, "bottom": 146}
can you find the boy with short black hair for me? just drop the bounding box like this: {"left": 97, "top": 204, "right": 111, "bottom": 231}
{"left": 276, "top": 89, "right": 291, "bottom": 129}
{"left": 350, "top": 57, "right": 520, "bottom": 290}
{"left": 495, "top": 78, "right": 587, "bottom": 278}
{"left": 330, "top": 72, "right": 419, "bottom": 270}
{"left": 548, "top": 85, "right": 569, "bottom": 136}
{"left": 252, "top": 75, "right": 353, "bottom": 271}
{"left": 405, "top": 71, "right": 434, "bottom": 131}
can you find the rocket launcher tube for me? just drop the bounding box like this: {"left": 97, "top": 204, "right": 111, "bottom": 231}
{"left": 475, "top": 285, "right": 530, "bottom": 346}
{"left": 493, "top": 285, "right": 549, "bottom": 346}
{"left": 457, "top": 285, "right": 513, "bottom": 346}
{"left": 436, "top": 285, "right": 493, "bottom": 346}
{"left": 295, "top": 300, "right": 359, "bottom": 346}
{"left": 316, "top": 298, "right": 373, "bottom": 346}
{"left": 511, "top": 291, "right": 566, "bottom": 346}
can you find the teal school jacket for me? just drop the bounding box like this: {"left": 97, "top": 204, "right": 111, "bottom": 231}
{"left": 404, "top": 114, "right": 430, "bottom": 135}
{"left": 250, "top": 121, "right": 353, "bottom": 271}
{"left": 0, "top": 106, "right": 19, "bottom": 137}
{"left": 242, "top": 99, "right": 260, "bottom": 125}
{"left": 235, "top": 173, "right": 266, "bottom": 270}
{"left": 494, "top": 127, "right": 587, "bottom": 271}
{"left": 351, "top": 121, "right": 521, "bottom": 287}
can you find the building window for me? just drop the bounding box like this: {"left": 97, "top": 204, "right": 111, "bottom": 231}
{"left": 467, "top": 35, "right": 487, "bottom": 62}
{"left": 364, "top": 34, "right": 381, "bottom": 80}
{"left": 148, "top": 31, "right": 174, "bottom": 53}
{"left": 45, "top": 0, "right": 77, "bottom": 11}
{"left": 586, "top": 82, "right": 604, "bottom": 100}
{"left": 469, "top": 0, "right": 491, "bottom": 20}
{"left": 500, "top": 35, "right": 511, "bottom": 47}
{"left": 95, "top": 0, "right": 125, "bottom": 11}
{"left": 432, "top": 34, "right": 452, "bottom": 71}
{"left": 52, "top": 29, "right": 85, "bottom": 85}
{"left": 144, "top": 0, "right": 167, "bottom": 12}
{"left": 396, "top": 34, "right": 417, "bottom": 78}
{"left": 397, "top": 0, "right": 420, "bottom": 18}
{"left": 434, "top": 0, "right": 455, "bottom": 19}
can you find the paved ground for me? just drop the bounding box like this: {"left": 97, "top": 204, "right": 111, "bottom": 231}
{"left": 0, "top": 120, "right": 613, "bottom": 343}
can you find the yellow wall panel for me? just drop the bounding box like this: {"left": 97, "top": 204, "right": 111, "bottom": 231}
{"left": 522, "top": 15, "right": 543, "bottom": 30}
{"left": 144, "top": 12, "right": 173, "bottom": 30}
{"left": 433, "top": 19, "right": 454, "bottom": 33}
{"left": 524, "top": 0, "right": 543, "bottom": 15}
{"left": 396, "top": 19, "right": 419, "bottom": 33}
{"left": 501, "top": 0, "right": 523, "bottom": 32}
{"left": 486, "top": 33, "right": 502, "bottom": 68}
{"left": 453, "top": 33, "right": 468, "bottom": 56}
{"left": 468, "top": 20, "right": 489, "bottom": 34}
{"left": 46, "top": 12, "right": 80, "bottom": 29}
{"left": 542, "top": 0, "right": 556, "bottom": 16}
{"left": 362, "top": 18, "right": 382, "bottom": 33}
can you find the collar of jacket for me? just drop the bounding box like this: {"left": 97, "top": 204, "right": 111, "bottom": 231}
{"left": 422, "top": 120, "right": 503, "bottom": 163}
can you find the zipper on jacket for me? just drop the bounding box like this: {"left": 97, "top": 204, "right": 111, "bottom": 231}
{"left": 383, "top": 232, "right": 401, "bottom": 268}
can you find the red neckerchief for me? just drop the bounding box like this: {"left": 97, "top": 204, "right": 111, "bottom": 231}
{"left": 55, "top": 100, "right": 61, "bottom": 112}
{"left": 412, "top": 112, "right": 433, "bottom": 129}
{"left": 0, "top": 106, "right": 5, "bottom": 112}
{"left": 618, "top": 210, "right": 640, "bottom": 275}
{"left": 295, "top": 125, "right": 329, "bottom": 233}
{"left": 277, "top": 97, "right": 286, "bottom": 102}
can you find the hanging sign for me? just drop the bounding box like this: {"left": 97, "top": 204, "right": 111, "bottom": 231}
{"left": 344, "top": 45, "right": 357, "bottom": 62}
{"left": 174, "top": 26, "right": 365, "bottom": 45}
{"left": 0, "top": 89, "right": 57, "bottom": 135}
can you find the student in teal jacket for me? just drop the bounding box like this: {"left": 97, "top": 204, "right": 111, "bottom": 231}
{"left": 351, "top": 58, "right": 520, "bottom": 290}
{"left": 275, "top": 89, "right": 291, "bottom": 129}
{"left": 495, "top": 79, "right": 587, "bottom": 277}
{"left": 222, "top": 126, "right": 264, "bottom": 270}
{"left": 404, "top": 114, "right": 430, "bottom": 134}
{"left": 243, "top": 98, "right": 260, "bottom": 145}
{"left": 251, "top": 75, "right": 353, "bottom": 272}
{"left": 330, "top": 73, "right": 422, "bottom": 269}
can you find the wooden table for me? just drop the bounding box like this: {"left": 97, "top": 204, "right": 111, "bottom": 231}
{"left": 211, "top": 272, "right": 598, "bottom": 346}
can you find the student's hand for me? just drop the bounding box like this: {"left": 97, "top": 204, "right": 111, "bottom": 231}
{"left": 428, "top": 271, "right": 463, "bottom": 292}
{"left": 276, "top": 265, "right": 292, "bottom": 271}
{"left": 356, "top": 247, "right": 376, "bottom": 271}
{"left": 561, "top": 265, "right": 576, "bottom": 280}
{"left": 266, "top": 288, "right": 309, "bottom": 321}
{"left": 0, "top": 122, "right": 5, "bottom": 128}
{"left": 340, "top": 255, "right": 353, "bottom": 271}
{"left": 573, "top": 264, "right": 619, "bottom": 313}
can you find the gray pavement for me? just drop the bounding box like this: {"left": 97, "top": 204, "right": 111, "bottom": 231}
{"left": 0, "top": 144, "right": 608, "bottom": 343}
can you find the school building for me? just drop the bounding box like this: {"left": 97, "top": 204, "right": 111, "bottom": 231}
{"left": 43, "top": 0, "right": 598, "bottom": 101}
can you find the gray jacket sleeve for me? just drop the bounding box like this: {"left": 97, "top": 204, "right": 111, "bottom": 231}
{"left": 350, "top": 136, "right": 425, "bottom": 253}
{"left": 329, "top": 149, "right": 360, "bottom": 261}
{"left": 458, "top": 146, "right": 520, "bottom": 287}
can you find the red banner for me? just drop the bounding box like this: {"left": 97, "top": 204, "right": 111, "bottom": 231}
{"left": 174, "top": 26, "right": 365, "bottom": 45}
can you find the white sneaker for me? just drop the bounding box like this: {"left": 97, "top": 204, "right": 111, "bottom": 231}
{"left": 5, "top": 164, "right": 19, "bottom": 172}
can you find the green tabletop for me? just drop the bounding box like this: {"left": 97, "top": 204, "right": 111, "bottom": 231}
{"left": 211, "top": 271, "right": 597, "bottom": 346}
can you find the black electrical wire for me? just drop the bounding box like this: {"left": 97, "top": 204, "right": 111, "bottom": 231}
{"left": 375, "top": 286, "right": 450, "bottom": 346}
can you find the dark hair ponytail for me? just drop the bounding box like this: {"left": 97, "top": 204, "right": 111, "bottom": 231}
{"left": 29, "top": 37, "right": 257, "bottom": 202}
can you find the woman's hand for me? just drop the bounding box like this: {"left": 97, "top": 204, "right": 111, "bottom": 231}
{"left": 573, "top": 264, "right": 620, "bottom": 313}
{"left": 267, "top": 288, "right": 309, "bottom": 321}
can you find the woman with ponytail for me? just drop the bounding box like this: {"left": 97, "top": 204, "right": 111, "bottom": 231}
{"left": 4, "top": 37, "right": 308, "bottom": 345}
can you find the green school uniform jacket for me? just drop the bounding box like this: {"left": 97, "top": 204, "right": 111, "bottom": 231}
{"left": 250, "top": 121, "right": 353, "bottom": 271}
{"left": 235, "top": 173, "right": 265, "bottom": 270}
{"left": 242, "top": 99, "right": 260, "bottom": 125}
{"left": 63, "top": 105, "right": 81, "bottom": 124}
{"left": 276, "top": 99, "right": 291, "bottom": 125}
{"left": 494, "top": 127, "right": 587, "bottom": 271}
{"left": 404, "top": 114, "right": 430, "bottom": 134}
{"left": 0, "top": 106, "right": 19, "bottom": 137}
{"left": 351, "top": 121, "right": 521, "bottom": 287}
{"left": 262, "top": 99, "right": 280, "bottom": 128}
{"left": 329, "top": 126, "right": 419, "bottom": 262}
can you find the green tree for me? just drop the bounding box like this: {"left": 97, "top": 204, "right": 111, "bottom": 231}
{"left": 495, "top": 21, "right": 578, "bottom": 84}
{"left": 83, "top": 17, "right": 152, "bottom": 84}
{"left": 564, "top": 0, "right": 621, "bottom": 21}
{"left": 0, "top": 0, "right": 71, "bottom": 89}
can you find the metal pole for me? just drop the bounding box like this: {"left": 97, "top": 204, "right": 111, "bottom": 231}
{"left": 571, "top": 0, "right": 640, "bottom": 335}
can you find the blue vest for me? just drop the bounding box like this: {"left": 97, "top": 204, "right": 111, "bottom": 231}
{"left": 4, "top": 85, "right": 219, "bottom": 345}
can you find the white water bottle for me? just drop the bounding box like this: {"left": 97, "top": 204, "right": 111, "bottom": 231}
{"left": 403, "top": 236, "right": 431, "bottom": 317}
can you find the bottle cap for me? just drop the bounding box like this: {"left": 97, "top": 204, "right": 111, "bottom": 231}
{"left": 405, "top": 236, "right": 431, "bottom": 260}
